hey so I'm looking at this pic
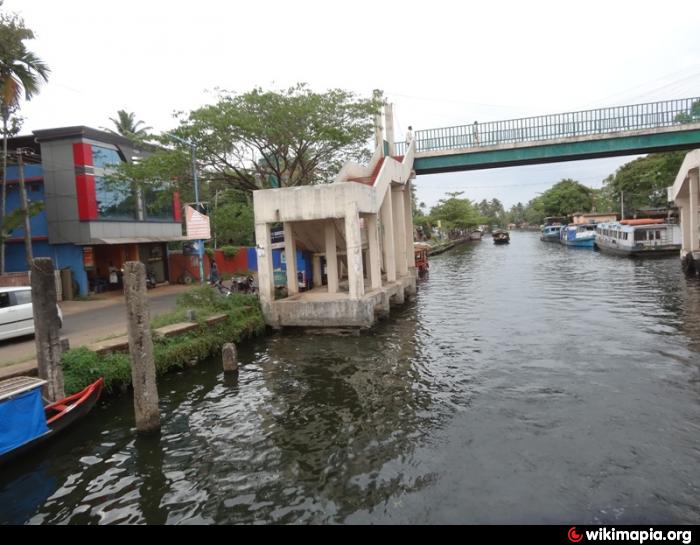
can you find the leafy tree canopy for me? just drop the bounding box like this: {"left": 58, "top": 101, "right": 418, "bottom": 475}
{"left": 429, "top": 192, "right": 484, "bottom": 234}
{"left": 540, "top": 178, "right": 593, "bottom": 217}
{"left": 105, "top": 110, "right": 152, "bottom": 140}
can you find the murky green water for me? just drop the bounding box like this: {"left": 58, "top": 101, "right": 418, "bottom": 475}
{"left": 2, "top": 231, "right": 699, "bottom": 524}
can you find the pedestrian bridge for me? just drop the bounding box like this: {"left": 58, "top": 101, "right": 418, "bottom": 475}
{"left": 395, "top": 97, "right": 700, "bottom": 174}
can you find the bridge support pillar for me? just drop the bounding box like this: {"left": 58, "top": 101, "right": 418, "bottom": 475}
{"left": 325, "top": 221, "right": 339, "bottom": 294}
{"left": 312, "top": 255, "right": 323, "bottom": 288}
{"left": 283, "top": 222, "right": 298, "bottom": 296}
{"left": 345, "top": 202, "right": 365, "bottom": 300}
{"left": 366, "top": 213, "right": 382, "bottom": 290}
{"left": 404, "top": 181, "right": 416, "bottom": 270}
{"left": 690, "top": 170, "right": 700, "bottom": 253}
{"left": 392, "top": 187, "right": 408, "bottom": 278}
{"left": 255, "top": 222, "right": 274, "bottom": 307}
{"left": 381, "top": 191, "right": 397, "bottom": 282}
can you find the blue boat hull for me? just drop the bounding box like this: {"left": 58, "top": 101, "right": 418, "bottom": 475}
{"left": 562, "top": 237, "right": 595, "bottom": 248}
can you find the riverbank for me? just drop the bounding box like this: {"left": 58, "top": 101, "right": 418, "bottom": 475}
{"left": 60, "top": 286, "right": 265, "bottom": 395}
{"left": 427, "top": 237, "right": 472, "bottom": 256}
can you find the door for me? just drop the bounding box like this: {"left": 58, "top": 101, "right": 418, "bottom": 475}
{"left": 10, "top": 289, "right": 35, "bottom": 337}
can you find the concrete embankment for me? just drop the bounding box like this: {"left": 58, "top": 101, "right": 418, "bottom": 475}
{"left": 427, "top": 237, "right": 472, "bottom": 256}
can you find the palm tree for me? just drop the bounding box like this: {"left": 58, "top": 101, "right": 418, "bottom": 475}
{"left": 0, "top": 13, "right": 50, "bottom": 273}
{"left": 106, "top": 110, "right": 152, "bottom": 139}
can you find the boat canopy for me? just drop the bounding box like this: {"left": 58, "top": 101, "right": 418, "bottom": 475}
{"left": 0, "top": 377, "right": 49, "bottom": 456}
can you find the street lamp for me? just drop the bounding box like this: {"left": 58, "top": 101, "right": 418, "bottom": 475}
{"left": 164, "top": 132, "right": 205, "bottom": 284}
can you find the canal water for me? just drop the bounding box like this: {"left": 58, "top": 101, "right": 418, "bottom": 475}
{"left": 2, "top": 231, "right": 699, "bottom": 524}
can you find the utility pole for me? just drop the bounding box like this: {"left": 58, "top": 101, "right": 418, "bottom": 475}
{"left": 620, "top": 190, "right": 625, "bottom": 220}
{"left": 17, "top": 148, "right": 33, "bottom": 266}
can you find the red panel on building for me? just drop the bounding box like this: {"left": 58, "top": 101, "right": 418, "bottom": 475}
{"left": 73, "top": 143, "right": 97, "bottom": 220}
{"left": 172, "top": 192, "right": 181, "bottom": 222}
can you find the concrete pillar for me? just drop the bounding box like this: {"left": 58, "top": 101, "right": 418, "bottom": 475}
{"left": 325, "top": 222, "right": 339, "bottom": 294}
{"left": 385, "top": 102, "right": 395, "bottom": 156}
{"left": 690, "top": 170, "right": 700, "bottom": 252}
{"left": 345, "top": 202, "right": 365, "bottom": 300}
{"left": 375, "top": 112, "right": 384, "bottom": 154}
{"left": 312, "top": 255, "right": 323, "bottom": 288}
{"left": 283, "top": 222, "right": 298, "bottom": 296}
{"left": 222, "top": 343, "right": 238, "bottom": 373}
{"left": 254, "top": 223, "right": 274, "bottom": 305}
{"left": 678, "top": 198, "right": 691, "bottom": 253}
{"left": 392, "top": 187, "right": 408, "bottom": 277}
{"left": 123, "top": 261, "right": 160, "bottom": 435}
{"left": 366, "top": 214, "right": 382, "bottom": 290}
{"left": 31, "top": 258, "right": 65, "bottom": 402}
{"left": 380, "top": 191, "right": 396, "bottom": 282}
{"left": 404, "top": 181, "right": 416, "bottom": 269}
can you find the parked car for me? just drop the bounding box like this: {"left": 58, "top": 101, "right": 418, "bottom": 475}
{"left": 0, "top": 287, "right": 63, "bottom": 341}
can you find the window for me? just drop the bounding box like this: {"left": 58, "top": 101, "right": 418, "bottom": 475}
{"left": 12, "top": 290, "right": 32, "bottom": 305}
{"left": 95, "top": 176, "right": 138, "bottom": 220}
{"left": 635, "top": 230, "right": 647, "bottom": 241}
{"left": 0, "top": 292, "right": 10, "bottom": 308}
{"left": 624, "top": 233, "right": 628, "bottom": 240}
{"left": 143, "top": 185, "right": 173, "bottom": 220}
{"left": 656, "top": 230, "right": 662, "bottom": 240}
{"left": 92, "top": 146, "right": 122, "bottom": 169}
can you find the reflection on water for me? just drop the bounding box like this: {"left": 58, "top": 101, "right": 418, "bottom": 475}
{"left": 1, "top": 232, "right": 699, "bottom": 524}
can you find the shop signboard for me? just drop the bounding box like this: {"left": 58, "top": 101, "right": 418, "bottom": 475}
{"left": 82, "top": 246, "right": 94, "bottom": 270}
{"left": 185, "top": 205, "right": 211, "bottom": 240}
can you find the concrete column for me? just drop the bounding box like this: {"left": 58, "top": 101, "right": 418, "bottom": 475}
{"left": 123, "top": 261, "right": 160, "bottom": 435}
{"left": 312, "top": 255, "right": 323, "bottom": 288}
{"left": 385, "top": 102, "right": 395, "bottom": 156}
{"left": 254, "top": 223, "right": 274, "bottom": 305}
{"left": 345, "top": 202, "right": 365, "bottom": 300}
{"left": 380, "top": 191, "right": 396, "bottom": 282}
{"left": 404, "top": 182, "right": 416, "bottom": 269}
{"left": 283, "top": 222, "right": 298, "bottom": 296}
{"left": 678, "top": 199, "right": 691, "bottom": 253}
{"left": 222, "top": 343, "right": 238, "bottom": 373}
{"left": 375, "top": 112, "right": 384, "bottom": 154}
{"left": 325, "top": 222, "right": 339, "bottom": 294}
{"left": 392, "top": 187, "right": 408, "bottom": 277}
{"left": 690, "top": 170, "right": 700, "bottom": 252}
{"left": 366, "top": 214, "right": 382, "bottom": 290}
{"left": 31, "top": 258, "right": 64, "bottom": 402}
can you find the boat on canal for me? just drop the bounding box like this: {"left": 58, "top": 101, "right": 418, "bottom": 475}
{"left": 559, "top": 223, "right": 596, "bottom": 248}
{"left": 469, "top": 229, "right": 483, "bottom": 241}
{"left": 414, "top": 242, "right": 430, "bottom": 277}
{"left": 0, "top": 377, "right": 104, "bottom": 466}
{"left": 540, "top": 217, "right": 567, "bottom": 242}
{"left": 594, "top": 219, "right": 682, "bottom": 257}
{"left": 493, "top": 229, "right": 510, "bottom": 245}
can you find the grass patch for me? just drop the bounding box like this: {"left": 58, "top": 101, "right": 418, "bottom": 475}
{"left": 61, "top": 285, "right": 265, "bottom": 395}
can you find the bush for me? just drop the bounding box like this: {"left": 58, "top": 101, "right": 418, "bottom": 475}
{"left": 221, "top": 245, "right": 239, "bottom": 259}
{"left": 61, "top": 347, "right": 131, "bottom": 395}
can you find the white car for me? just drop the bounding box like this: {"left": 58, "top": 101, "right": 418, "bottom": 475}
{"left": 0, "top": 287, "right": 63, "bottom": 341}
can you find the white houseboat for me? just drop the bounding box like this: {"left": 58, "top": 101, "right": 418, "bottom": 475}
{"left": 595, "top": 219, "right": 681, "bottom": 257}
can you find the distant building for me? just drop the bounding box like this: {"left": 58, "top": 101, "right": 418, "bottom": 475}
{"left": 571, "top": 212, "right": 618, "bottom": 225}
{"left": 2, "top": 126, "right": 185, "bottom": 295}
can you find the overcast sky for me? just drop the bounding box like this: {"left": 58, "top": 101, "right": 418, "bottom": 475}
{"left": 6, "top": 0, "right": 700, "bottom": 208}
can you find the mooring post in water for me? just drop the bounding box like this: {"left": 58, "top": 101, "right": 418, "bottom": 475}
{"left": 123, "top": 261, "right": 161, "bottom": 434}
{"left": 222, "top": 343, "right": 238, "bottom": 373}
{"left": 31, "top": 258, "right": 65, "bottom": 402}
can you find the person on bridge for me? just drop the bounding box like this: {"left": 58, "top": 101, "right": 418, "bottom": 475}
{"left": 405, "top": 126, "right": 414, "bottom": 148}
{"left": 472, "top": 121, "right": 480, "bottom": 146}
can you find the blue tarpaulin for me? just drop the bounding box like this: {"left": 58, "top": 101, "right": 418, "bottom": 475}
{"left": 0, "top": 387, "right": 48, "bottom": 456}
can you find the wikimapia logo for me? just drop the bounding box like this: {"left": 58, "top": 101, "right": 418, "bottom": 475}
{"left": 567, "top": 527, "right": 693, "bottom": 544}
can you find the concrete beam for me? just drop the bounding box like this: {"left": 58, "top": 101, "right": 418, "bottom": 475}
{"left": 392, "top": 187, "right": 408, "bottom": 277}
{"left": 325, "top": 222, "right": 339, "bottom": 294}
{"left": 254, "top": 223, "right": 274, "bottom": 306}
{"left": 283, "top": 222, "right": 298, "bottom": 296}
{"left": 366, "top": 214, "right": 382, "bottom": 290}
{"left": 380, "top": 191, "right": 396, "bottom": 282}
{"left": 690, "top": 170, "right": 699, "bottom": 252}
{"left": 345, "top": 202, "right": 365, "bottom": 300}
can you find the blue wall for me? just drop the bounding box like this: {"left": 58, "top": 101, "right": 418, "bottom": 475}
{"left": 6, "top": 242, "right": 88, "bottom": 296}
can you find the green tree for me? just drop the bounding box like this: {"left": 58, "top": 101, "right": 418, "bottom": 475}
{"left": 0, "top": 4, "right": 49, "bottom": 272}
{"left": 105, "top": 109, "right": 152, "bottom": 140}
{"left": 210, "top": 190, "right": 255, "bottom": 247}
{"left": 430, "top": 192, "right": 484, "bottom": 237}
{"left": 477, "top": 198, "right": 506, "bottom": 227}
{"left": 540, "top": 179, "right": 593, "bottom": 217}
{"left": 601, "top": 152, "right": 684, "bottom": 214}
{"left": 523, "top": 196, "right": 545, "bottom": 225}
{"left": 674, "top": 100, "right": 700, "bottom": 124}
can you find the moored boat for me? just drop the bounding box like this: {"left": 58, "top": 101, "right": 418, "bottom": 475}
{"left": 541, "top": 224, "right": 563, "bottom": 242}
{"left": 493, "top": 229, "right": 510, "bottom": 245}
{"left": 414, "top": 242, "right": 430, "bottom": 277}
{"left": 595, "top": 219, "right": 681, "bottom": 257}
{"left": 560, "top": 223, "right": 596, "bottom": 248}
{"left": 469, "top": 229, "right": 483, "bottom": 241}
{"left": 0, "top": 377, "right": 104, "bottom": 466}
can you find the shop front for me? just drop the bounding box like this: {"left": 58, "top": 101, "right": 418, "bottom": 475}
{"left": 83, "top": 242, "right": 170, "bottom": 292}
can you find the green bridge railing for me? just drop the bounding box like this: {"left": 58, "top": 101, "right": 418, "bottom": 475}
{"left": 395, "top": 97, "right": 700, "bottom": 155}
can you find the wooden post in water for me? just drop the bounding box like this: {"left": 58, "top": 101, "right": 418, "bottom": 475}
{"left": 31, "top": 258, "right": 65, "bottom": 402}
{"left": 222, "top": 343, "right": 238, "bottom": 373}
{"left": 123, "top": 261, "right": 160, "bottom": 434}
